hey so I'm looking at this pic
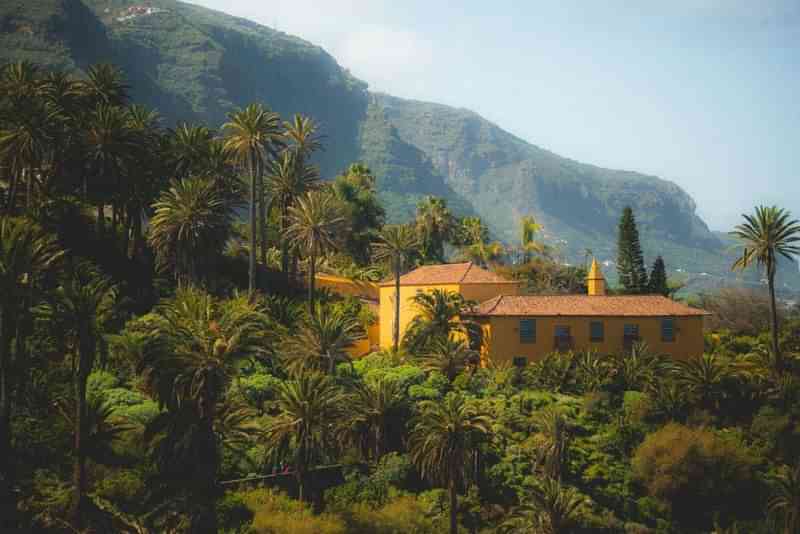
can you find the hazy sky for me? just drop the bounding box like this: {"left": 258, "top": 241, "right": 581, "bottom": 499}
{"left": 185, "top": 0, "right": 800, "bottom": 231}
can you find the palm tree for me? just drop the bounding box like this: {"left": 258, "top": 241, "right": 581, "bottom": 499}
{"left": 419, "top": 335, "right": 479, "bottom": 382}
{"left": 458, "top": 216, "right": 505, "bottom": 266}
{"left": 731, "top": 206, "right": 800, "bottom": 368}
{"left": 0, "top": 216, "right": 62, "bottom": 531}
{"left": 501, "top": 478, "right": 585, "bottom": 534}
{"left": 520, "top": 215, "right": 546, "bottom": 263}
{"left": 264, "top": 371, "right": 345, "bottom": 506}
{"left": 48, "top": 262, "right": 117, "bottom": 529}
{"left": 147, "top": 177, "right": 235, "bottom": 285}
{"left": 607, "top": 341, "right": 671, "bottom": 392}
{"left": 167, "top": 123, "right": 213, "bottom": 180}
{"left": 223, "top": 104, "right": 283, "bottom": 296}
{"left": 285, "top": 190, "right": 347, "bottom": 308}
{"left": 283, "top": 114, "right": 322, "bottom": 163}
{"left": 403, "top": 289, "right": 479, "bottom": 353}
{"left": 373, "top": 224, "right": 420, "bottom": 353}
{"left": 79, "top": 63, "right": 129, "bottom": 107}
{"left": 340, "top": 378, "right": 405, "bottom": 461}
{"left": 83, "top": 104, "right": 138, "bottom": 236}
{"left": 531, "top": 408, "right": 570, "bottom": 481}
{"left": 266, "top": 151, "right": 320, "bottom": 276}
{"left": 415, "top": 196, "right": 456, "bottom": 263}
{"left": 767, "top": 463, "right": 800, "bottom": 534}
{"left": 409, "top": 393, "right": 492, "bottom": 534}
{"left": 281, "top": 303, "right": 364, "bottom": 374}
{"left": 138, "top": 287, "right": 271, "bottom": 533}
{"left": 675, "top": 353, "right": 730, "bottom": 411}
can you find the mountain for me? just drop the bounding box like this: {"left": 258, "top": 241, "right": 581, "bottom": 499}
{"left": 2, "top": 0, "right": 797, "bottom": 290}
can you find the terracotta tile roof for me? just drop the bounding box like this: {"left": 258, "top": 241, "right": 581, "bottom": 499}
{"left": 379, "top": 262, "right": 519, "bottom": 287}
{"left": 466, "top": 294, "right": 709, "bottom": 317}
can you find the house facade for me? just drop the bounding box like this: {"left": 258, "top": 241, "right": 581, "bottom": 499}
{"left": 378, "top": 260, "right": 708, "bottom": 364}
{"left": 377, "top": 262, "right": 521, "bottom": 349}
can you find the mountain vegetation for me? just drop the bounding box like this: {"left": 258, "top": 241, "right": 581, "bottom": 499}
{"left": 3, "top": 0, "right": 796, "bottom": 292}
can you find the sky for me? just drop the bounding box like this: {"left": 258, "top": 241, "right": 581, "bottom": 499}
{"left": 184, "top": 0, "right": 800, "bottom": 231}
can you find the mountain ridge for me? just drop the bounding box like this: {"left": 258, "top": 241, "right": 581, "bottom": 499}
{"left": 2, "top": 0, "right": 797, "bottom": 290}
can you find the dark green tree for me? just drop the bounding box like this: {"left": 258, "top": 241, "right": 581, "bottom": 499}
{"left": 648, "top": 255, "right": 669, "bottom": 296}
{"left": 616, "top": 206, "right": 648, "bottom": 293}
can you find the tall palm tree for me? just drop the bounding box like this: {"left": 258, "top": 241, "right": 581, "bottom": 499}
{"left": 264, "top": 371, "right": 345, "bottom": 506}
{"left": 731, "top": 206, "right": 800, "bottom": 368}
{"left": 0, "top": 216, "right": 62, "bottom": 531}
{"left": 266, "top": 151, "right": 320, "bottom": 276}
{"left": 47, "top": 262, "right": 117, "bottom": 529}
{"left": 409, "top": 393, "right": 492, "bottom": 534}
{"left": 419, "top": 335, "right": 479, "bottom": 382}
{"left": 607, "top": 341, "right": 671, "bottom": 393}
{"left": 501, "top": 477, "right": 585, "bottom": 534}
{"left": 147, "top": 177, "right": 234, "bottom": 285}
{"left": 373, "top": 224, "right": 420, "bottom": 353}
{"left": 223, "top": 104, "right": 283, "bottom": 296}
{"left": 767, "top": 463, "right": 800, "bottom": 534}
{"left": 138, "top": 287, "right": 271, "bottom": 533}
{"left": 285, "top": 190, "right": 347, "bottom": 308}
{"left": 83, "top": 104, "right": 138, "bottom": 236}
{"left": 403, "top": 289, "right": 479, "bottom": 353}
{"left": 340, "top": 378, "right": 405, "bottom": 461}
{"left": 281, "top": 303, "right": 364, "bottom": 374}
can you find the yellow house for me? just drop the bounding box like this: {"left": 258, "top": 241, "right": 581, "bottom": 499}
{"left": 466, "top": 259, "right": 709, "bottom": 365}
{"left": 378, "top": 262, "right": 521, "bottom": 349}
{"left": 376, "top": 259, "right": 709, "bottom": 364}
{"left": 314, "top": 273, "right": 380, "bottom": 357}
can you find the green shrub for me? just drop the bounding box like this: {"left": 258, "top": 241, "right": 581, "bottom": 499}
{"left": 345, "top": 494, "right": 445, "bottom": 534}
{"left": 87, "top": 370, "right": 120, "bottom": 404}
{"left": 243, "top": 488, "right": 346, "bottom": 534}
{"left": 632, "top": 423, "right": 761, "bottom": 530}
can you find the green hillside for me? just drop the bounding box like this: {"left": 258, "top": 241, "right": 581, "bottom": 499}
{"left": 1, "top": 0, "right": 796, "bottom": 288}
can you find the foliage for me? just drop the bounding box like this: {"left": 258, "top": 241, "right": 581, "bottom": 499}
{"left": 616, "top": 206, "right": 648, "bottom": 294}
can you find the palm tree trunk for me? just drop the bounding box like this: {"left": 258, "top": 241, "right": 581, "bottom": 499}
{"left": 308, "top": 247, "right": 316, "bottom": 311}
{"left": 393, "top": 257, "right": 401, "bottom": 354}
{"left": 449, "top": 477, "right": 458, "bottom": 534}
{"left": 281, "top": 204, "right": 290, "bottom": 279}
{"left": 0, "top": 308, "right": 18, "bottom": 532}
{"left": 72, "top": 363, "right": 89, "bottom": 529}
{"left": 258, "top": 168, "right": 268, "bottom": 276}
{"left": 768, "top": 270, "right": 781, "bottom": 369}
{"left": 248, "top": 156, "right": 257, "bottom": 298}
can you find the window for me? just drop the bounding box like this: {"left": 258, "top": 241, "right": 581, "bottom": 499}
{"left": 519, "top": 319, "right": 536, "bottom": 344}
{"left": 513, "top": 356, "right": 527, "bottom": 367}
{"left": 555, "top": 325, "right": 571, "bottom": 339}
{"left": 624, "top": 324, "right": 639, "bottom": 338}
{"left": 590, "top": 321, "right": 604, "bottom": 342}
{"left": 661, "top": 318, "right": 675, "bottom": 342}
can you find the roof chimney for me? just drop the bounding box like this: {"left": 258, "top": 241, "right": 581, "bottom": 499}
{"left": 587, "top": 258, "right": 606, "bottom": 296}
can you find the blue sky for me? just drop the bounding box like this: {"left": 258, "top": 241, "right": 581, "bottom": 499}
{"left": 185, "top": 0, "right": 800, "bottom": 231}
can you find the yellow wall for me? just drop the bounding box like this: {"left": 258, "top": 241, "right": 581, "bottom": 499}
{"left": 349, "top": 321, "right": 380, "bottom": 358}
{"left": 315, "top": 274, "right": 379, "bottom": 300}
{"left": 379, "top": 284, "right": 460, "bottom": 349}
{"left": 478, "top": 315, "right": 705, "bottom": 365}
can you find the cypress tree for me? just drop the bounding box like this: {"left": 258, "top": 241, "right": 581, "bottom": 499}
{"left": 616, "top": 206, "right": 648, "bottom": 293}
{"left": 648, "top": 256, "right": 669, "bottom": 296}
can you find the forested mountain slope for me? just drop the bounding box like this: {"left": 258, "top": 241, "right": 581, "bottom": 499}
{"left": 2, "top": 0, "right": 797, "bottom": 288}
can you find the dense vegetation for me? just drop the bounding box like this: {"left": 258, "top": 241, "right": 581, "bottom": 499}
{"left": 2, "top": 0, "right": 793, "bottom": 291}
{"left": 2, "top": 60, "right": 800, "bottom": 534}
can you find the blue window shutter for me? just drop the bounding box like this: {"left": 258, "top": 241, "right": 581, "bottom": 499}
{"left": 519, "top": 319, "right": 536, "bottom": 343}
{"left": 661, "top": 318, "right": 675, "bottom": 342}
{"left": 590, "top": 321, "right": 604, "bottom": 342}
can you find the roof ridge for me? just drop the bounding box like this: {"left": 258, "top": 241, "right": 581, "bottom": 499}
{"left": 487, "top": 294, "right": 503, "bottom": 314}
{"left": 460, "top": 261, "right": 474, "bottom": 283}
